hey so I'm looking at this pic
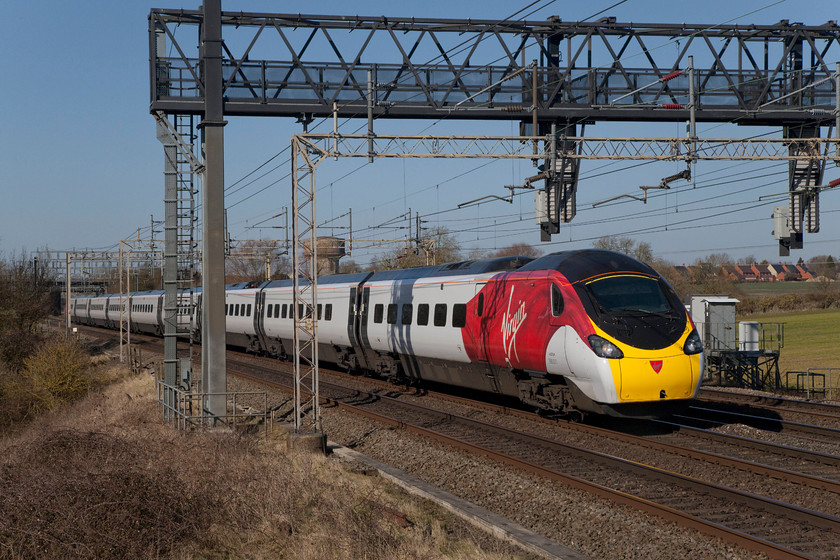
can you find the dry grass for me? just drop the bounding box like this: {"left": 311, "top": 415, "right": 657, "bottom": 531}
{"left": 0, "top": 364, "right": 521, "bottom": 560}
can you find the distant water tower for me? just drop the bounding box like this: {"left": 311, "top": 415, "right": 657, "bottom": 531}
{"left": 301, "top": 236, "right": 346, "bottom": 275}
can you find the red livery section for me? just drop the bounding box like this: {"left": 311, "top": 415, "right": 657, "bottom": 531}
{"left": 462, "top": 271, "right": 594, "bottom": 373}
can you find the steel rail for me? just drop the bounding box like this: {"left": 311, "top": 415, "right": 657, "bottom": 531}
{"left": 680, "top": 406, "right": 840, "bottom": 441}
{"left": 652, "top": 418, "right": 840, "bottom": 469}
{"left": 698, "top": 388, "right": 840, "bottom": 421}
{"left": 225, "top": 360, "right": 840, "bottom": 560}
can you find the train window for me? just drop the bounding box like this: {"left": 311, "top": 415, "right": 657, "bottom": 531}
{"left": 452, "top": 304, "right": 467, "bottom": 328}
{"left": 477, "top": 293, "right": 484, "bottom": 316}
{"left": 235, "top": 304, "right": 240, "bottom": 316}
{"left": 267, "top": 304, "right": 273, "bottom": 317}
{"left": 281, "top": 304, "right": 287, "bottom": 319}
{"left": 299, "top": 304, "right": 305, "bottom": 318}
{"left": 325, "top": 304, "right": 332, "bottom": 321}
{"left": 317, "top": 304, "right": 322, "bottom": 320}
{"left": 247, "top": 304, "right": 252, "bottom": 317}
{"left": 417, "top": 304, "right": 429, "bottom": 326}
{"left": 551, "top": 284, "right": 564, "bottom": 316}
{"left": 373, "top": 304, "right": 384, "bottom": 324}
{"left": 387, "top": 304, "right": 397, "bottom": 324}
{"left": 433, "top": 304, "right": 447, "bottom": 327}
{"left": 401, "top": 304, "right": 413, "bottom": 325}
{"left": 274, "top": 304, "right": 280, "bottom": 319}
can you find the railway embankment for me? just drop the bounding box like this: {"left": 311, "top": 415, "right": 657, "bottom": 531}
{"left": 0, "top": 344, "right": 534, "bottom": 560}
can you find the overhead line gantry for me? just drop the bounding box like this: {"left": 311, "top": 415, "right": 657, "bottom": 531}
{"left": 149, "top": 6, "right": 840, "bottom": 433}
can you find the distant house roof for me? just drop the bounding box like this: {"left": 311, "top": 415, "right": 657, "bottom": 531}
{"left": 735, "top": 264, "right": 757, "bottom": 280}
{"left": 721, "top": 265, "right": 744, "bottom": 280}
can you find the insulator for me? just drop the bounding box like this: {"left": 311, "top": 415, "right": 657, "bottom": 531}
{"left": 809, "top": 109, "right": 832, "bottom": 115}
{"left": 502, "top": 105, "right": 525, "bottom": 112}
{"left": 805, "top": 192, "right": 820, "bottom": 233}
{"left": 789, "top": 192, "right": 803, "bottom": 233}
{"left": 660, "top": 103, "right": 684, "bottom": 110}
{"left": 660, "top": 71, "right": 683, "bottom": 82}
{"left": 828, "top": 178, "right": 840, "bottom": 188}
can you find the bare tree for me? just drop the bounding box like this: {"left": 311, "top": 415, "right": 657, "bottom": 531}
{"left": 808, "top": 255, "right": 837, "bottom": 280}
{"left": 369, "top": 227, "right": 460, "bottom": 270}
{"left": 0, "top": 253, "right": 54, "bottom": 370}
{"left": 592, "top": 236, "right": 654, "bottom": 264}
{"left": 490, "top": 242, "right": 542, "bottom": 259}
{"left": 226, "top": 240, "right": 290, "bottom": 282}
{"left": 338, "top": 259, "right": 363, "bottom": 274}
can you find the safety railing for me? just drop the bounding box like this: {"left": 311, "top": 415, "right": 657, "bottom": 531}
{"left": 157, "top": 381, "right": 270, "bottom": 433}
{"left": 785, "top": 368, "right": 840, "bottom": 401}
{"left": 695, "top": 321, "right": 784, "bottom": 353}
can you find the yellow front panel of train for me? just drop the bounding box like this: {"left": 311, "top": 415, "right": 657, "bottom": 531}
{"left": 617, "top": 353, "right": 699, "bottom": 402}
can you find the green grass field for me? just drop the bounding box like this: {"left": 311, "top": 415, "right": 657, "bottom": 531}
{"left": 739, "top": 308, "right": 840, "bottom": 389}
{"left": 736, "top": 281, "right": 817, "bottom": 297}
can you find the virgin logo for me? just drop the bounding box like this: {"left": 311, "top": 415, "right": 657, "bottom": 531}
{"left": 501, "top": 287, "right": 527, "bottom": 364}
{"left": 650, "top": 360, "right": 663, "bottom": 373}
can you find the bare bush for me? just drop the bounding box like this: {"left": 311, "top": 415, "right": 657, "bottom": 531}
{"left": 736, "top": 282, "right": 840, "bottom": 314}
{"left": 0, "top": 339, "right": 94, "bottom": 430}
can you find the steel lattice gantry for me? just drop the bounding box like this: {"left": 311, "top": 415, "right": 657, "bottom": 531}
{"left": 149, "top": 12, "right": 840, "bottom": 124}
{"left": 150, "top": 10, "right": 840, "bottom": 245}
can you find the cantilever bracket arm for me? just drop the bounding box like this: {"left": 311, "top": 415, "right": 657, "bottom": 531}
{"left": 154, "top": 111, "right": 206, "bottom": 174}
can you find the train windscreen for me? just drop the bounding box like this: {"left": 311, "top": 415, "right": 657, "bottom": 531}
{"left": 586, "top": 275, "right": 673, "bottom": 316}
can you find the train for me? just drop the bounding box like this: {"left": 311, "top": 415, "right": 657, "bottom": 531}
{"left": 70, "top": 249, "right": 704, "bottom": 418}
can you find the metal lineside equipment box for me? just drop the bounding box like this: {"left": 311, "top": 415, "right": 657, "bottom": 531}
{"left": 690, "top": 295, "right": 740, "bottom": 351}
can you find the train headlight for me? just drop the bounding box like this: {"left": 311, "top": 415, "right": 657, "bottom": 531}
{"left": 683, "top": 330, "right": 703, "bottom": 355}
{"left": 588, "top": 335, "right": 624, "bottom": 359}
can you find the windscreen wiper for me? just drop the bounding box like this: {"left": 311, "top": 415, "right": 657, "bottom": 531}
{"left": 614, "top": 307, "right": 673, "bottom": 318}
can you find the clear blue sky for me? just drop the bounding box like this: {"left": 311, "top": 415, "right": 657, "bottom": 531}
{"left": 1, "top": 0, "right": 838, "bottom": 266}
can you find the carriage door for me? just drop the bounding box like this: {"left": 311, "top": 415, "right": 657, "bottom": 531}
{"left": 473, "top": 283, "right": 490, "bottom": 362}
{"left": 473, "top": 281, "right": 502, "bottom": 392}
{"left": 253, "top": 290, "right": 268, "bottom": 352}
{"left": 349, "top": 286, "right": 373, "bottom": 370}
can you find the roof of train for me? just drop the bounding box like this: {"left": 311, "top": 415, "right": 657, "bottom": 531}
{"left": 258, "top": 256, "right": 533, "bottom": 288}
{"left": 520, "top": 249, "right": 657, "bottom": 283}
{"left": 366, "top": 256, "right": 532, "bottom": 282}
{"left": 72, "top": 252, "right": 656, "bottom": 297}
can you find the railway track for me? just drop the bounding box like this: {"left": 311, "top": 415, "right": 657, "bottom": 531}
{"left": 74, "top": 325, "right": 840, "bottom": 559}
{"left": 697, "top": 387, "right": 840, "bottom": 428}
{"left": 226, "top": 355, "right": 840, "bottom": 560}
{"left": 674, "top": 405, "right": 840, "bottom": 445}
